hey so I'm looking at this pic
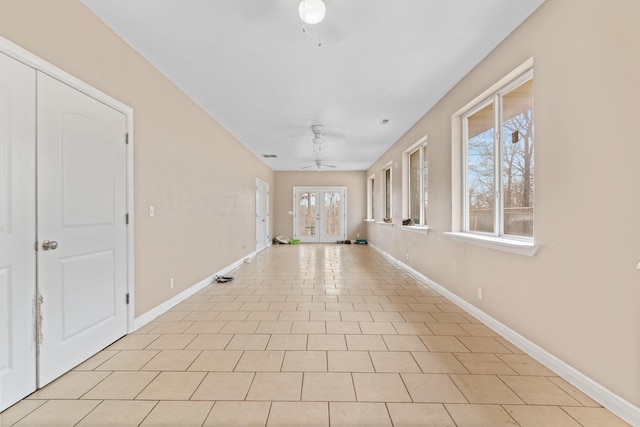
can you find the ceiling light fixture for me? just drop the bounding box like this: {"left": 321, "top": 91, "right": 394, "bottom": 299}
{"left": 298, "top": 0, "right": 326, "bottom": 24}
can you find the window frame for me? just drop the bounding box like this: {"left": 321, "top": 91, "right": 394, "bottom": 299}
{"left": 366, "top": 174, "right": 375, "bottom": 221}
{"left": 403, "top": 136, "right": 429, "bottom": 228}
{"left": 461, "top": 68, "right": 534, "bottom": 242}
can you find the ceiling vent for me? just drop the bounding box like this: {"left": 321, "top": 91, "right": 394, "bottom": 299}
{"left": 262, "top": 154, "right": 277, "bottom": 158}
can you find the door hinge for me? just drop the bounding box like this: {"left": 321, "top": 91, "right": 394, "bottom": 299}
{"left": 125, "top": 213, "right": 129, "bottom": 224}
{"left": 125, "top": 133, "right": 129, "bottom": 144}
{"left": 34, "top": 241, "right": 39, "bottom": 252}
{"left": 126, "top": 293, "right": 130, "bottom": 304}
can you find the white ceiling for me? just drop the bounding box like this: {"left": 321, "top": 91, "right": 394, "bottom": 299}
{"left": 82, "top": 0, "right": 544, "bottom": 171}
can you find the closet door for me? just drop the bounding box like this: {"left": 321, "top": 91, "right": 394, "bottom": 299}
{"left": 37, "top": 72, "right": 128, "bottom": 386}
{"left": 0, "top": 52, "right": 37, "bottom": 411}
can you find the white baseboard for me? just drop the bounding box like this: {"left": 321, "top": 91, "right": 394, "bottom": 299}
{"left": 133, "top": 251, "right": 257, "bottom": 331}
{"left": 369, "top": 243, "right": 640, "bottom": 427}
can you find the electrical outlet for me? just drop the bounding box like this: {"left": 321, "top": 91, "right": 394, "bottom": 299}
{"left": 477, "top": 287, "right": 483, "bottom": 300}
{"left": 406, "top": 253, "right": 409, "bottom": 260}
{"left": 149, "top": 205, "right": 155, "bottom": 217}
{"left": 636, "top": 262, "right": 640, "bottom": 270}
{"left": 170, "top": 277, "right": 174, "bottom": 289}
{"left": 356, "top": 233, "right": 360, "bottom": 238}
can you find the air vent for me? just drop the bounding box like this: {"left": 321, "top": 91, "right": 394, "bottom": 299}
{"left": 262, "top": 154, "right": 277, "bottom": 158}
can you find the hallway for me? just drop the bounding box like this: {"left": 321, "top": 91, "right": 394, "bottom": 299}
{"left": 1, "top": 244, "right": 629, "bottom": 426}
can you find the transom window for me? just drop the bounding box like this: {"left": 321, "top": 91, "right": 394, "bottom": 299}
{"left": 463, "top": 70, "right": 534, "bottom": 239}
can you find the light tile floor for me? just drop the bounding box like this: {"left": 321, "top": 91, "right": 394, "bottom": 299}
{"left": 1, "top": 244, "right": 631, "bottom": 426}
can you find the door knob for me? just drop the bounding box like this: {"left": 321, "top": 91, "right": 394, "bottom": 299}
{"left": 42, "top": 240, "right": 58, "bottom": 251}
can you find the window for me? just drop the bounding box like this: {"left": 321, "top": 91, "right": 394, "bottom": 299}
{"left": 383, "top": 166, "right": 392, "bottom": 220}
{"left": 367, "top": 175, "right": 375, "bottom": 220}
{"left": 406, "top": 138, "right": 428, "bottom": 226}
{"left": 463, "top": 70, "right": 534, "bottom": 239}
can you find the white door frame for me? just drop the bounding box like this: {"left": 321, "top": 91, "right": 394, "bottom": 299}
{"left": 0, "top": 36, "right": 135, "bottom": 405}
{"left": 293, "top": 186, "right": 347, "bottom": 242}
{"left": 255, "top": 178, "right": 270, "bottom": 252}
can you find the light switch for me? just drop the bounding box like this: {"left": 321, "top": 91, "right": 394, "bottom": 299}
{"left": 149, "top": 205, "right": 155, "bottom": 217}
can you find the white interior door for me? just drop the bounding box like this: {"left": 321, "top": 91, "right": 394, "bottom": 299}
{"left": 256, "top": 179, "right": 269, "bottom": 252}
{"left": 294, "top": 187, "right": 346, "bottom": 243}
{"left": 37, "top": 72, "right": 128, "bottom": 386}
{"left": 0, "top": 52, "right": 37, "bottom": 412}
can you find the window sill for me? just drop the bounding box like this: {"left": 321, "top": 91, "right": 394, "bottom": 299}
{"left": 401, "top": 225, "right": 430, "bottom": 235}
{"left": 364, "top": 219, "right": 375, "bottom": 223}
{"left": 445, "top": 232, "right": 539, "bottom": 256}
{"left": 377, "top": 221, "right": 394, "bottom": 227}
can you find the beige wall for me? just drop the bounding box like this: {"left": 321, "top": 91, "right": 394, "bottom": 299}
{"left": 274, "top": 171, "right": 367, "bottom": 241}
{"left": 0, "top": 0, "right": 275, "bottom": 316}
{"left": 367, "top": 0, "right": 640, "bottom": 407}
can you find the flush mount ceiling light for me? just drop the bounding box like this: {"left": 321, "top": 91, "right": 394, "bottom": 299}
{"left": 298, "top": 0, "right": 326, "bottom": 24}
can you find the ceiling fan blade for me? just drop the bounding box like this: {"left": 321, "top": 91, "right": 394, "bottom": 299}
{"left": 302, "top": 165, "right": 314, "bottom": 169}
{"left": 325, "top": 164, "right": 336, "bottom": 168}
{"left": 323, "top": 131, "right": 346, "bottom": 139}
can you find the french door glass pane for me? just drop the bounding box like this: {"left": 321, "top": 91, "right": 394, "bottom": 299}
{"left": 409, "top": 149, "right": 420, "bottom": 224}
{"left": 467, "top": 103, "right": 495, "bottom": 233}
{"left": 324, "top": 191, "right": 341, "bottom": 237}
{"left": 502, "top": 79, "right": 534, "bottom": 237}
{"left": 298, "top": 191, "right": 316, "bottom": 237}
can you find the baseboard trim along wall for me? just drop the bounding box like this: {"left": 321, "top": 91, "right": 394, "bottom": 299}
{"left": 369, "top": 243, "right": 640, "bottom": 427}
{"left": 133, "top": 251, "right": 257, "bottom": 331}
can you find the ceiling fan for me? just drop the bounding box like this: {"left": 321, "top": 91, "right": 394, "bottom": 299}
{"left": 302, "top": 124, "right": 347, "bottom": 153}
{"left": 290, "top": 124, "right": 346, "bottom": 142}
{"left": 310, "top": 125, "right": 325, "bottom": 151}
{"left": 302, "top": 159, "right": 336, "bottom": 170}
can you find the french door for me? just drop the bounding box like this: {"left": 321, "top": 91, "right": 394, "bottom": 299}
{"left": 293, "top": 187, "right": 346, "bottom": 243}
